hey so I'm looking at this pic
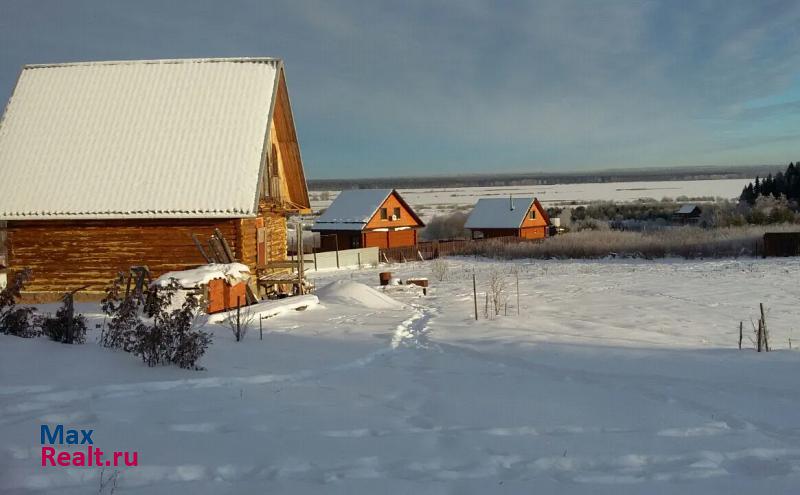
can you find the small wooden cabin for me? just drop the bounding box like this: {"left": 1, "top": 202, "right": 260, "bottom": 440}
{"left": 465, "top": 197, "right": 551, "bottom": 240}
{"left": 312, "top": 189, "right": 424, "bottom": 250}
{"left": 673, "top": 204, "right": 702, "bottom": 224}
{"left": 0, "top": 58, "right": 310, "bottom": 300}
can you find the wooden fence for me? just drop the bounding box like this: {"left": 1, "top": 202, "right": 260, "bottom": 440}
{"left": 379, "top": 236, "right": 533, "bottom": 263}
{"left": 763, "top": 232, "right": 800, "bottom": 257}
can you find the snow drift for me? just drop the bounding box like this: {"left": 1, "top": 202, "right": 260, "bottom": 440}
{"left": 316, "top": 280, "right": 405, "bottom": 309}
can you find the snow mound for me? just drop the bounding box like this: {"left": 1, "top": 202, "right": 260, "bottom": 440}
{"left": 316, "top": 280, "right": 404, "bottom": 309}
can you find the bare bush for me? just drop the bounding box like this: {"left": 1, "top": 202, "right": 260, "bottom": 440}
{"left": 0, "top": 268, "right": 38, "bottom": 338}
{"left": 225, "top": 302, "right": 255, "bottom": 342}
{"left": 430, "top": 259, "right": 449, "bottom": 282}
{"left": 487, "top": 268, "right": 507, "bottom": 316}
{"left": 458, "top": 225, "right": 798, "bottom": 260}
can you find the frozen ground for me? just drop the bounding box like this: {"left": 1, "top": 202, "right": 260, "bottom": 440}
{"left": 2, "top": 257, "right": 800, "bottom": 493}
{"left": 310, "top": 179, "right": 748, "bottom": 221}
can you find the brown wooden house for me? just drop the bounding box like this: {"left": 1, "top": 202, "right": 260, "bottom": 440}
{"left": 312, "top": 189, "right": 424, "bottom": 250}
{"left": 0, "top": 58, "right": 310, "bottom": 300}
{"left": 465, "top": 197, "right": 551, "bottom": 239}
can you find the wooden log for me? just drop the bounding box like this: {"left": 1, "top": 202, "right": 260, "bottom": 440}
{"left": 192, "top": 234, "right": 212, "bottom": 263}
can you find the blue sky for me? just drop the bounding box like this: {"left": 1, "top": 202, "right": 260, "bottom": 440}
{"left": 1, "top": 0, "right": 798, "bottom": 179}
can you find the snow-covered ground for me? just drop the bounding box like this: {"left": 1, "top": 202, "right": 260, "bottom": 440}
{"left": 310, "top": 179, "right": 749, "bottom": 221}
{"left": 2, "top": 257, "right": 800, "bottom": 493}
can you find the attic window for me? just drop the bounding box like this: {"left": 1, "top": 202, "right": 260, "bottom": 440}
{"left": 529, "top": 210, "right": 536, "bottom": 219}
{"left": 393, "top": 207, "right": 401, "bottom": 219}
{"left": 380, "top": 208, "right": 388, "bottom": 220}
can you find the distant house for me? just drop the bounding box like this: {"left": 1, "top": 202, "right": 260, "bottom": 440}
{"left": 673, "top": 204, "right": 702, "bottom": 224}
{"left": 312, "top": 189, "right": 424, "bottom": 250}
{"left": 465, "top": 197, "right": 551, "bottom": 240}
{"left": 0, "top": 58, "right": 310, "bottom": 299}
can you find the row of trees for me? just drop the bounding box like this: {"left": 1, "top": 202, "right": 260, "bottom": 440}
{"left": 740, "top": 162, "right": 800, "bottom": 205}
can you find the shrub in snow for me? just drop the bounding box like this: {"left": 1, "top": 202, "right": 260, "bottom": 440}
{"left": 40, "top": 299, "right": 87, "bottom": 344}
{"left": 100, "top": 275, "right": 211, "bottom": 369}
{"left": 0, "top": 268, "right": 39, "bottom": 338}
{"left": 225, "top": 304, "right": 254, "bottom": 342}
{"left": 99, "top": 273, "right": 140, "bottom": 351}
{"left": 458, "top": 224, "right": 799, "bottom": 260}
{"left": 430, "top": 259, "right": 449, "bottom": 282}
{"left": 487, "top": 267, "right": 507, "bottom": 317}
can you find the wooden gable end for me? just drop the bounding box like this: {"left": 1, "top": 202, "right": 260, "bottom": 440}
{"left": 265, "top": 68, "right": 310, "bottom": 213}
{"left": 519, "top": 199, "right": 550, "bottom": 228}
{"left": 364, "top": 191, "right": 424, "bottom": 230}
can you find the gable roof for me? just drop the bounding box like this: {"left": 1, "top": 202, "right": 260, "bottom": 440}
{"left": 675, "top": 204, "right": 700, "bottom": 215}
{"left": 312, "top": 189, "right": 423, "bottom": 231}
{"left": 465, "top": 197, "right": 544, "bottom": 229}
{"left": 0, "top": 57, "right": 289, "bottom": 220}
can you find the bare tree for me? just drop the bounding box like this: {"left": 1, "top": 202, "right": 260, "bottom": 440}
{"left": 430, "top": 259, "right": 449, "bottom": 282}
{"left": 488, "top": 267, "right": 507, "bottom": 316}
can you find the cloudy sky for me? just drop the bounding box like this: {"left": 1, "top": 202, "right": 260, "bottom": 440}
{"left": 1, "top": 0, "right": 799, "bottom": 179}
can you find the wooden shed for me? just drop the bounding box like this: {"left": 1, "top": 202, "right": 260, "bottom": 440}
{"left": 763, "top": 232, "right": 800, "bottom": 257}
{"left": 465, "top": 197, "right": 551, "bottom": 240}
{"left": 673, "top": 204, "right": 702, "bottom": 224}
{"left": 311, "top": 189, "right": 424, "bottom": 250}
{"left": 0, "top": 58, "right": 310, "bottom": 300}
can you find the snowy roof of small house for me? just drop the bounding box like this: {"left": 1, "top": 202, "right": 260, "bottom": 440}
{"left": 312, "top": 189, "right": 395, "bottom": 231}
{"left": 465, "top": 197, "right": 539, "bottom": 229}
{"left": 676, "top": 204, "right": 700, "bottom": 214}
{"left": 0, "top": 58, "right": 284, "bottom": 220}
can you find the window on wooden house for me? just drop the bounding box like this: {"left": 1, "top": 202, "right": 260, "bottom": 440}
{"left": 529, "top": 209, "right": 536, "bottom": 219}
{"left": 380, "top": 208, "right": 388, "bottom": 220}
{"left": 393, "top": 207, "right": 401, "bottom": 219}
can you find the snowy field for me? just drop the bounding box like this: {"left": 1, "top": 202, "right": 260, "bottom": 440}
{"left": 310, "top": 179, "right": 749, "bottom": 221}
{"left": 2, "top": 257, "right": 800, "bottom": 493}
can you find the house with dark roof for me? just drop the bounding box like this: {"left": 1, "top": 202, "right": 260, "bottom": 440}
{"left": 672, "top": 204, "right": 702, "bottom": 224}
{"left": 312, "top": 189, "right": 424, "bottom": 250}
{"left": 0, "top": 58, "right": 310, "bottom": 299}
{"left": 465, "top": 197, "right": 551, "bottom": 240}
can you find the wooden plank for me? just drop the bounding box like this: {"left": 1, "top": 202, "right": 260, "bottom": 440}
{"left": 262, "top": 260, "right": 301, "bottom": 269}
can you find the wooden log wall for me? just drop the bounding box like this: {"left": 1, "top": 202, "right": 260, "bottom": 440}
{"left": 237, "top": 211, "right": 287, "bottom": 266}
{"left": 7, "top": 219, "right": 241, "bottom": 296}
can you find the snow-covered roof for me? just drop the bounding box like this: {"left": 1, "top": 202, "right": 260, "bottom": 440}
{"left": 464, "top": 197, "right": 537, "bottom": 229}
{"left": 312, "top": 189, "right": 393, "bottom": 231}
{"left": 0, "top": 58, "right": 283, "bottom": 220}
{"left": 676, "top": 204, "right": 700, "bottom": 214}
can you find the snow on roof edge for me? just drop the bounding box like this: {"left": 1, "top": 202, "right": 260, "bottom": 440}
{"left": 23, "top": 57, "right": 282, "bottom": 70}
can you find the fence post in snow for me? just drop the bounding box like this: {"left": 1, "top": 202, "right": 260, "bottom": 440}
{"left": 760, "top": 303, "right": 769, "bottom": 352}
{"left": 738, "top": 321, "right": 742, "bottom": 350}
{"left": 473, "top": 272, "right": 478, "bottom": 321}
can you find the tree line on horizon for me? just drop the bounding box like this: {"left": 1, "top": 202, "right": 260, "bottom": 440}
{"left": 740, "top": 162, "right": 800, "bottom": 205}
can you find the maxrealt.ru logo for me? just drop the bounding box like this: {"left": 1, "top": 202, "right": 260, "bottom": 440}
{"left": 40, "top": 424, "right": 139, "bottom": 467}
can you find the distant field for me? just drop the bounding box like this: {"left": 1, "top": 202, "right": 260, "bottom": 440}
{"left": 310, "top": 178, "right": 748, "bottom": 221}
